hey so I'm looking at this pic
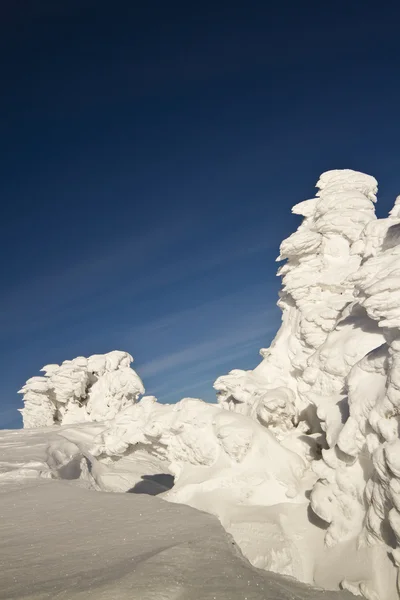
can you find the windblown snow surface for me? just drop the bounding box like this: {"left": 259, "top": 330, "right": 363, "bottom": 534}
{"left": 5, "top": 169, "right": 400, "bottom": 599}
{"left": 0, "top": 427, "right": 350, "bottom": 600}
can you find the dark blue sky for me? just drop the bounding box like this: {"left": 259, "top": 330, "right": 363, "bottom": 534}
{"left": 1, "top": 1, "right": 400, "bottom": 428}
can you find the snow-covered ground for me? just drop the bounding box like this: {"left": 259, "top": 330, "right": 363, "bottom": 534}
{"left": 0, "top": 428, "right": 350, "bottom": 600}
{"left": 7, "top": 170, "right": 400, "bottom": 599}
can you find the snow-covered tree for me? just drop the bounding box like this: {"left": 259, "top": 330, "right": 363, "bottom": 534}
{"left": 215, "top": 170, "right": 378, "bottom": 434}
{"left": 19, "top": 351, "right": 144, "bottom": 427}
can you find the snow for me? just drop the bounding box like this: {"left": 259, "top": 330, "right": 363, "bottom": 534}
{"left": 18, "top": 351, "right": 144, "bottom": 427}
{"left": 0, "top": 428, "right": 350, "bottom": 600}
{"left": 212, "top": 170, "right": 400, "bottom": 600}
{"left": 8, "top": 169, "right": 400, "bottom": 599}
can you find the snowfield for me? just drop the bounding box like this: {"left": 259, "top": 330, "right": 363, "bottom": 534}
{"left": 0, "top": 429, "right": 350, "bottom": 600}
{"left": 5, "top": 169, "right": 400, "bottom": 599}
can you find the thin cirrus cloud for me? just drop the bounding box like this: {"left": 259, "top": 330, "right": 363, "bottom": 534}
{"left": 150, "top": 335, "right": 269, "bottom": 394}
{"left": 1, "top": 213, "right": 280, "bottom": 424}
{"left": 148, "top": 335, "right": 270, "bottom": 404}
{"left": 125, "top": 283, "right": 279, "bottom": 402}
{"left": 129, "top": 280, "right": 272, "bottom": 336}
{"left": 139, "top": 309, "right": 274, "bottom": 376}
{"left": 0, "top": 218, "right": 190, "bottom": 337}
{"left": 0, "top": 219, "right": 277, "bottom": 342}
{"left": 1, "top": 262, "right": 278, "bottom": 426}
{"left": 153, "top": 376, "right": 218, "bottom": 404}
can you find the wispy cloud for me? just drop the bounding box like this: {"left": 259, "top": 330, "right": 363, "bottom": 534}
{"left": 154, "top": 376, "right": 217, "bottom": 403}
{"left": 149, "top": 335, "right": 268, "bottom": 397}
{"left": 0, "top": 218, "right": 276, "bottom": 341}
{"left": 1, "top": 215, "right": 281, "bottom": 424}
{"left": 139, "top": 308, "right": 275, "bottom": 378}
{"left": 126, "top": 278, "right": 279, "bottom": 403}
{"left": 0, "top": 219, "right": 188, "bottom": 336}
{"left": 125, "top": 279, "right": 274, "bottom": 335}
{"left": 140, "top": 322, "right": 276, "bottom": 404}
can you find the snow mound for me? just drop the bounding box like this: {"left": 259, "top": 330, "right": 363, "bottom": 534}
{"left": 0, "top": 426, "right": 352, "bottom": 600}
{"left": 19, "top": 351, "right": 144, "bottom": 427}
{"left": 91, "top": 396, "right": 308, "bottom": 509}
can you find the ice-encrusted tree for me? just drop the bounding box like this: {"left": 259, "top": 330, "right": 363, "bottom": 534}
{"left": 19, "top": 351, "right": 145, "bottom": 427}
{"left": 309, "top": 204, "right": 400, "bottom": 590}
{"left": 215, "top": 170, "right": 379, "bottom": 437}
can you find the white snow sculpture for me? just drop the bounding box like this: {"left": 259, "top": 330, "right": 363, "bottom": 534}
{"left": 215, "top": 170, "right": 378, "bottom": 436}
{"left": 212, "top": 170, "right": 400, "bottom": 599}
{"left": 19, "top": 351, "right": 144, "bottom": 427}
{"left": 91, "top": 396, "right": 308, "bottom": 512}
{"left": 308, "top": 204, "right": 400, "bottom": 599}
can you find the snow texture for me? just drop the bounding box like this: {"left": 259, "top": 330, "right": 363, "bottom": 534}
{"left": 213, "top": 170, "right": 400, "bottom": 600}
{"left": 0, "top": 427, "right": 352, "bottom": 600}
{"left": 13, "top": 169, "right": 400, "bottom": 600}
{"left": 19, "top": 350, "right": 144, "bottom": 427}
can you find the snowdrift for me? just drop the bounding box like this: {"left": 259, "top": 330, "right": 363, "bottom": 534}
{"left": 0, "top": 426, "right": 352, "bottom": 600}
{"left": 15, "top": 169, "right": 400, "bottom": 600}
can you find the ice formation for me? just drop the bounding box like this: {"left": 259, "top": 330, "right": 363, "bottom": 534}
{"left": 19, "top": 351, "right": 144, "bottom": 427}
{"left": 16, "top": 170, "right": 400, "bottom": 600}
{"left": 215, "top": 169, "right": 379, "bottom": 430}
{"left": 213, "top": 170, "right": 400, "bottom": 599}
{"left": 309, "top": 204, "right": 400, "bottom": 575}
{"left": 91, "top": 396, "right": 308, "bottom": 505}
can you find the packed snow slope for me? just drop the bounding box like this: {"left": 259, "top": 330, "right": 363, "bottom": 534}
{"left": 0, "top": 428, "right": 351, "bottom": 600}
{"left": 15, "top": 170, "right": 400, "bottom": 600}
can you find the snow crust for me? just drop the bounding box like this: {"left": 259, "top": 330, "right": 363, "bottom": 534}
{"left": 0, "top": 426, "right": 354, "bottom": 600}
{"left": 13, "top": 169, "right": 400, "bottom": 600}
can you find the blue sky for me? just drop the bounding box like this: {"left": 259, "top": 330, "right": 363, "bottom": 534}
{"left": 1, "top": 1, "right": 400, "bottom": 428}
